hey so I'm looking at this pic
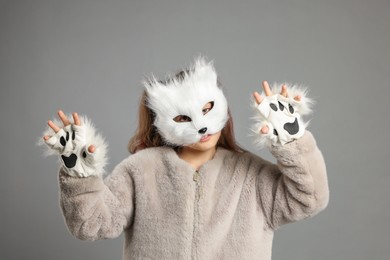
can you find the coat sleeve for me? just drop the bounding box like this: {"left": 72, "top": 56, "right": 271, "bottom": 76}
{"left": 58, "top": 157, "right": 135, "bottom": 241}
{"left": 256, "top": 131, "right": 329, "bottom": 230}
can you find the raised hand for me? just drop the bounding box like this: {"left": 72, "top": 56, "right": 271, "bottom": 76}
{"left": 42, "top": 111, "right": 107, "bottom": 177}
{"left": 253, "top": 81, "right": 302, "bottom": 134}
{"left": 252, "top": 81, "right": 312, "bottom": 146}
{"left": 43, "top": 111, "right": 95, "bottom": 153}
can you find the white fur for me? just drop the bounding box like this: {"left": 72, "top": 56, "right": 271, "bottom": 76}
{"left": 269, "top": 82, "right": 313, "bottom": 115}
{"left": 143, "top": 57, "right": 229, "bottom": 146}
{"left": 251, "top": 83, "right": 313, "bottom": 147}
{"left": 38, "top": 115, "right": 108, "bottom": 177}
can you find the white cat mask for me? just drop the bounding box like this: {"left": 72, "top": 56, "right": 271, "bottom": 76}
{"left": 144, "top": 58, "right": 228, "bottom": 146}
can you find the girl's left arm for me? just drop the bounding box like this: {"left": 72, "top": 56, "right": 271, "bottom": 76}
{"left": 253, "top": 81, "right": 329, "bottom": 230}
{"left": 256, "top": 130, "right": 329, "bottom": 230}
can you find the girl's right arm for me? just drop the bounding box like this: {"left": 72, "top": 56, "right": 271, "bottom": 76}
{"left": 41, "top": 111, "right": 135, "bottom": 240}
{"left": 59, "top": 157, "right": 135, "bottom": 241}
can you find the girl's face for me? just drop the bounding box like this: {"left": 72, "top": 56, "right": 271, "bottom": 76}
{"left": 144, "top": 58, "right": 228, "bottom": 146}
{"left": 181, "top": 102, "right": 221, "bottom": 150}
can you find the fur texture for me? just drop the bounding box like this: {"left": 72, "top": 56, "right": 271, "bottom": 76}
{"left": 38, "top": 115, "right": 108, "bottom": 177}
{"left": 58, "top": 131, "right": 329, "bottom": 260}
{"left": 251, "top": 83, "right": 314, "bottom": 147}
{"left": 143, "top": 57, "right": 228, "bottom": 146}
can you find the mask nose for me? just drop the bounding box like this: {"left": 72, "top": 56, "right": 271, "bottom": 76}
{"left": 198, "top": 127, "right": 207, "bottom": 134}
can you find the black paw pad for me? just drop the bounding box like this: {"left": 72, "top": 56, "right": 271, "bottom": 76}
{"left": 270, "top": 103, "right": 278, "bottom": 111}
{"left": 289, "top": 104, "right": 294, "bottom": 114}
{"left": 61, "top": 154, "right": 77, "bottom": 168}
{"left": 278, "top": 101, "right": 285, "bottom": 111}
{"left": 283, "top": 118, "right": 299, "bottom": 135}
{"left": 60, "top": 132, "right": 71, "bottom": 146}
{"left": 60, "top": 136, "right": 66, "bottom": 146}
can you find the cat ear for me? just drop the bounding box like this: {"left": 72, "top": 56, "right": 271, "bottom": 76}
{"left": 193, "top": 56, "right": 217, "bottom": 86}
{"left": 142, "top": 75, "right": 162, "bottom": 97}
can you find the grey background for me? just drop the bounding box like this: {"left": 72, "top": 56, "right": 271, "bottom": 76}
{"left": 1, "top": 0, "right": 389, "bottom": 259}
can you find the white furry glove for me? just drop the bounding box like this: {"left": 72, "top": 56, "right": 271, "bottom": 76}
{"left": 253, "top": 83, "right": 312, "bottom": 146}
{"left": 41, "top": 114, "right": 108, "bottom": 177}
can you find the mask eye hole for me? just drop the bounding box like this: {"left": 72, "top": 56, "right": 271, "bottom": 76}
{"left": 202, "top": 101, "right": 214, "bottom": 115}
{"left": 173, "top": 115, "right": 192, "bottom": 123}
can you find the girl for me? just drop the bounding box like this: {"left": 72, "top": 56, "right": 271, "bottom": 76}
{"left": 42, "top": 57, "right": 329, "bottom": 259}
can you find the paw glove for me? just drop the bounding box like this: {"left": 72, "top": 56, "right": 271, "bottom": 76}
{"left": 253, "top": 83, "right": 313, "bottom": 146}
{"left": 41, "top": 115, "right": 108, "bottom": 177}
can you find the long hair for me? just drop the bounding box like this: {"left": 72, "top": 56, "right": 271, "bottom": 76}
{"left": 128, "top": 72, "right": 244, "bottom": 154}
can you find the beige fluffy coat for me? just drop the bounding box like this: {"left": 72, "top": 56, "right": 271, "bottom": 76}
{"left": 59, "top": 131, "right": 329, "bottom": 259}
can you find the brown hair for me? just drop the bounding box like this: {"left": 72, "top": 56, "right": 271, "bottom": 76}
{"left": 128, "top": 71, "right": 244, "bottom": 154}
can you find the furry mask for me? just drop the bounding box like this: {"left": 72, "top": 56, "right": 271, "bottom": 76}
{"left": 144, "top": 57, "right": 228, "bottom": 146}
